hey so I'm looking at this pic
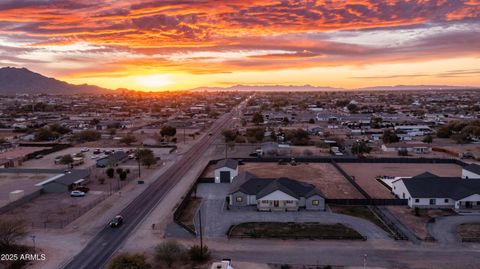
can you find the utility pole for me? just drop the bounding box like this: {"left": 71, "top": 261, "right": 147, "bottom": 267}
{"left": 198, "top": 209, "right": 203, "bottom": 252}
{"left": 137, "top": 147, "right": 141, "bottom": 178}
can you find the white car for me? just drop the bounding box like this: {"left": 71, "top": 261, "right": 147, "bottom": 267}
{"left": 70, "top": 190, "right": 86, "bottom": 197}
{"left": 81, "top": 148, "right": 90, "bottom": 152}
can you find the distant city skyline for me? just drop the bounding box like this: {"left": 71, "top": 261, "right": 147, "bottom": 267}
{"left": 0, "top": 0, "right": 479, "bottom": 91}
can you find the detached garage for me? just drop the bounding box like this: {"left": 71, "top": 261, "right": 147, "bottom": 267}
{"left": 213, "top": 159, "right": 239, "bottom": 183}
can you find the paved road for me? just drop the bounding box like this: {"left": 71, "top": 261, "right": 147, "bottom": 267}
{"left": 61, "top": 101, "right": 246, "bottom": 269}
{"left": 198, "top": 199, "right": 390, "bottom": 239}
{"left": 428, "top": 215, "right": 480, "bottom": 244}
{"left": 208, "top": 238, "right": 480, "bottom": 269}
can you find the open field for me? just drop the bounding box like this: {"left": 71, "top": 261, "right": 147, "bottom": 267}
{"left": 239, "top": 162, "right": 363, "bottom": 199}
{"left": 229, "top": 222, "right": 364, "bottom": 240}
{"left": 0, "top": 173, "right": 52, "bottom": 207}
{"left": 340, "top": 163, "right": 463, "bottom": 199}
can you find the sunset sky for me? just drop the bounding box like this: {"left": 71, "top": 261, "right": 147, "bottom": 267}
{"left": 0, "top": 0, "right": 479, "bottom": 91}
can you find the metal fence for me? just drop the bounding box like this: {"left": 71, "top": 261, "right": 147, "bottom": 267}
{"left": 326, "top": 199, "right": 407, "bottom": 206}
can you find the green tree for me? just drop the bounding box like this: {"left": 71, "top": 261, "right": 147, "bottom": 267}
{"left": 382, "top": 129, "right": 399, "bottom": 144}
{"left": 120, "top": 134, "right": 136, "bottom": 146}
{"left": 188, "top": 245, "right": 211, "bottom": 262}
{"left": 35, "top": 128, "right": 57, "bottom": 141}
{"left": 136, "top": 149, "right": 156, "bottom": 168}
{"left": 108, "top": 253, "right": 151, "bottom": 269}
{"left": 50, "top": 124, "right": 71, "bottom": 135}
{"left": 286, "top": 129, "right": 310, "bottom": 145}
{"left": 351, "top": 141, "right": 372, "bottom": 155}
{"left": 106, "top": 168, "right": 115, "bottom": 179}
{"left": 346, "top": 103, "right": 358, "bottom": 113}
{"left": 72, "top": 130, "right": 101, "bottom": 142}
{"left": 252, "top": 112, "right": 264, "bottom": 125}
{"left": 422, "top": 135, "right": 433, "bottom": 144}
{"left": 222, "top": 129, "right": 237, "bottom": 143}
{"left": 119, "top": 171, "right": 127, "bottom": 181}
{"left": 155, "top": 240, "right": 186, "bottom": 268}
{"left": 161, "top": 125, "right": 177, "bottom": 138}
{"left": 246, "top": 127, "right": 265, "bottom": 142}
{"left": 59, "top": 154, "right": 74, "bottom": 166}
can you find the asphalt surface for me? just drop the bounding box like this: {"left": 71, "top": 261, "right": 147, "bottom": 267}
{"left": 428, "top": 215, "right": 480, "bottom": 244}
{"left": 61, "top": 104, "right": 243, "bottom": 269}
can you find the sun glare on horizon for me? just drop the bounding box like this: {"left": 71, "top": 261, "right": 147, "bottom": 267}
{"left": 135, "top": 74, "right": 173, "bottom": 89}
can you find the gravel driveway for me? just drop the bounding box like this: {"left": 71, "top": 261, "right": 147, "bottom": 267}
{"left": 196, "top": 198, "right": 391, "bottom": 240}
{"left": 427, "top": 215, "right": 480, "bottom": 244}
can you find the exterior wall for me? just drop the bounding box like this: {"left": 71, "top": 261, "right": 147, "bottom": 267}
{"left": 257, "top": 190, "right": 299, "bottom": 211}
{"left": 256, "top": 200, "right": 299, "bottom": 211}
{"left": 306, "top": 195, "right": 325, "bottom": 211}
{"left": 214, "top": 167, "right": 238, "bottom": 183}
{"left": 230, "top": 191, "right": 248, "bottom": 206}
{"left": 462, "top": 169, "right": 480, "bottom": 179}
{"left": 410, "top": 197, "right": 456, "bottom": 209}
{"left": 42, "top": 182, "right": 69, "bottom": 193}
{"left": 457, "top": 194, "right": 480, "bottom": 210}
{"left": 392, "top": 180, "right": 411, "bottom": 201}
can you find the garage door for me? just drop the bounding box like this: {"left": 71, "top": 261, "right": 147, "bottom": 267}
{"left": 220, "top": 171, "right": 231, "bottom": 183}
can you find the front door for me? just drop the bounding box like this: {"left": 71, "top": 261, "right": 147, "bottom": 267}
{"left": 465, "top": 201, "right": 473, "bottom": 209}
{"left": 273, "top": 200, "right": 279, "bottom": 207}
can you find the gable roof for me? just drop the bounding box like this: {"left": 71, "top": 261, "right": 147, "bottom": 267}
{"left": 230, "top": 176, "right": 323, "bottom": 199}
{"left": 463, "top": 163, "right": 480, "bottom": 175}
{"left": 214, "top": 159, "right": 238, "bottom": 170}
{"left": 401, "top": 173, "right": 480, "bottom": 200}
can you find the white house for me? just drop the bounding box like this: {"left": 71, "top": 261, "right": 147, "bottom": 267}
{"left": 392, "top": 172, "right": 480, "bottom": 211}
{"left": 381, "top": 143, "right": 432, "bottom": 154}
{"left": 229, "top": 174, "right": 325, "bottom": 211}
{"left": 213, "top": 159, "right": 239, "bottom": 183}
{"left": 462, "top": 163, "right": 480, "bottom": 179}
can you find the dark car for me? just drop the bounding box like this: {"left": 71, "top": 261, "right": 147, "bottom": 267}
{"left": 75, "top": 186, "right": 90, "bottom": 193}
{"left": 109, "top": 215, "right": 124, "bottom": 228}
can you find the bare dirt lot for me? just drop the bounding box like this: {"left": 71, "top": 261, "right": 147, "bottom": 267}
{"left": 238, "top": 162, "right": 363, "bottom": 198}
{"left": 457, "top": 223, "right": 480, "bottom": 242}
{"left": 0, "top": 173, "right": 53, "bottom": 207}
{"left": 3, "top": 192, "right": 108, "bottom": 228}
{"left": 340, "top": 163, "right": 463, "bottom": 199}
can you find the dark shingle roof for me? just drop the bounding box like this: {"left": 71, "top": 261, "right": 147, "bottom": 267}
{"left": 55, "top": 170, "right": 90, "bottom": 186}
{"left": 464, "top": 163, "right": 480, "bottom": 175}
{"left": 231, "top": 177, "right": 323, "bottom": 199}
{"left": 214, "top": 159, "right": 238, "bottom": 170}
{"left": 402, "top": 173, "right": 480, "bottom": 200}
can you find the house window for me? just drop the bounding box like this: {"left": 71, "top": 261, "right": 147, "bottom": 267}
{"left": 477, "top": 202, "right": 480, "bottom": 206}
{"left": 236, "top": 197, "right": 243, "bottom": 203}
{"left": 286, "top": 200, "right": 293, "bottom": 204}
{"left": 444, "top": 199, "right": 449, "bottom": 203}
{"left": 262, "top": 200, "right": 269, "bottom": 204}
{"left": 312, "top": 200, "right": 320, "bottom": 206}
{"left": 429, "top": 199, "right": 436, "bottom": 205}
{"left": 415, "top": 199, "right": 419, "bottom": 203}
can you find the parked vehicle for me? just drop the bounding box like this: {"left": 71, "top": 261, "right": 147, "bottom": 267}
{"left": 210, "top": 259, "right": 234, "bottom": 269}
{"left": 109, "top": 215, "right": 124, "bottom": 228}
{"left": 93, "top": 149, "right": 101, "bottom": 154}
{"left": 35, "top": 154, "right": 44, "bottom": 159}
{"left": 81, "top": 148, "right": 90, "bottom": 152}
{"left": 75, "top": 186, "right": 90, "bottom": 193}
{"left": 70, "top": 190, "right": 86, "bottom": 197}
